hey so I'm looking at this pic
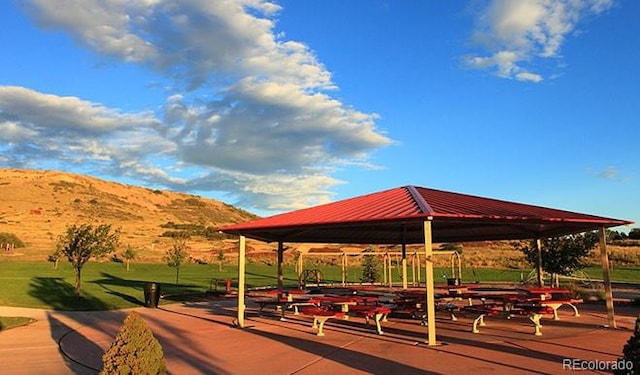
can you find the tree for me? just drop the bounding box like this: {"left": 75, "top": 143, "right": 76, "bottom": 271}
{"left": 360, "top": 247, "right": 381, "bottom": 284}
{"left": 516, "top": 232, "right": 598, "bottom": 286}
{"left": 121, "top": 245, "right": 138, "bottom": 271}
{"left": 47, "top": 245, "right": 63, "bottom": 269}
{"left": 101, "top": 311, "right": 166, "bottom": 375}
{"left": 165, "top": 234, "right": 189, "bottom": 285}
{"left": 57, "top": 224, "right": 120, "bottom": 295}
{"left": 216, "top": 248, "right": 225, "bottom": 272}
{"left": 629, "top": 228, "right": 640, "bottom": 240}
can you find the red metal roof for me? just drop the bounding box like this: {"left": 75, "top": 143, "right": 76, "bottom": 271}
{"left": 220, "top": 186, "right": 633, "bottom": 244}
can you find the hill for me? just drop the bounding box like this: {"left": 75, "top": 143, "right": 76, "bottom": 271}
{"left": 2, "top": 169, "right": 638, "bottom": 269}
{"left": 0, "top": 169, "right": 264, "bottom": 262}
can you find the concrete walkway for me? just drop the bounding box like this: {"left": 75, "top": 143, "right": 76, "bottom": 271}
{"left": 1, "top": 298, "right": 638, "bottom": 374}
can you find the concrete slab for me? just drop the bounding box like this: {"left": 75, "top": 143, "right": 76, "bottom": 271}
{"left": 1, "top": 298, "right": 638, "bottom": 374}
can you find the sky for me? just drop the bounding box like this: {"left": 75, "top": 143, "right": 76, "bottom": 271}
{"left": 0, "top": 0, "right": 638, "bottom": 230}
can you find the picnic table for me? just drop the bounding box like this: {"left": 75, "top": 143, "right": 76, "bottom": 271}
{"left": 300, "top": 294, "right": 393, "bottom": 336}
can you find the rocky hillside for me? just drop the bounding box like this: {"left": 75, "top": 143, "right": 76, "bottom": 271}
{"left": 0, "top": 169, "right": 264, "bottom": 262}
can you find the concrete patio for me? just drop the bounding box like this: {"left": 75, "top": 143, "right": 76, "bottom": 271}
{"left": 0, "top": 295, "right": 638, "bottom": 375}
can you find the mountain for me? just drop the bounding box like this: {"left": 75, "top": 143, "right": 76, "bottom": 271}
{"left": 0, "top": 169, "right": 261, "bottom": 262}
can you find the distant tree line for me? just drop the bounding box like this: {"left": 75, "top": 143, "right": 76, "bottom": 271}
{"left": 608, "top": 228, "right": 640, "bottom": 241}
{"left": 159, "top": 222, "right": 234, "bottom": 240}
{"left": 0, "top": 232, "right": 25, "bottom": 248}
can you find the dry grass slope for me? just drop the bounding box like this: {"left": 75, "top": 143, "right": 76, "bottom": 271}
{"left": 2, "top": 169, "right": 638, "bottom": 268}
{"left": 0, "top": 169, "right": 263, "bottom": 262}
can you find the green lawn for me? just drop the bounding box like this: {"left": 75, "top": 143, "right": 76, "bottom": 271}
{"left": 0, "top": 260, "right": 637, "bottom": 311}
{"left": 0, "top": 316, "right": 37, "bottom": 331}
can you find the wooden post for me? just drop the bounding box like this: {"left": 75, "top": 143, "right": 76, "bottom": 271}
{"left": 237, "top": 235, "right": 246, "bottom": 328}
{"left": 536, "top": 238, "right": 544, "bottom": 287}
{"left": 600, "top": 227, "right": 616, "bottom": 328}
{"left": 424, "top": 220, "right": 437, "bottom": 346}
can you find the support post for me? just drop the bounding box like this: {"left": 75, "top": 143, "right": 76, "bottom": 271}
{"left": 424, "top": 220, "right": 437, "bottom": 346}
{"left": 237, "top": 235, "right": 246, "bottom": 328}
{"left": 388, "top": 253, "right": 393, "bottom": 288}
{"left": 599, "top": 227, "right": 616, "bottom": 328}
{"left": 382, "top": 253, "right": 388, "bottom": 285}
{"left": 536, "top": 238, "right": 544, "bottom": 287}
{"left": 340, "top": 253, "right": 347, "bottom": 287}
{"left": 277, "top": 241, "right": 284, "bottom": 296}
{"left": 402, "top": 243, "right": 408, "bottom": 290}
{"left": 297, "top": 254, "right": 304, "bottom": 286}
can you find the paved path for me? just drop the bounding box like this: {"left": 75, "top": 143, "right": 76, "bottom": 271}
{"left": 1, "top": 299, "right": 638, "bottom": 374}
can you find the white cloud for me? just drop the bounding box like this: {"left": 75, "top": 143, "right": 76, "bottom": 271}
{"left": 0, "top": 86, "right": 157, "bottom": 133}
{"left": 0, "top": 85, "right": 171, "bottom": 180}
{"left": 10, "top": 1, "right": 392, "bottom": 212}
{"left": 465, "top": 0, "right": 614, "bottom": 82}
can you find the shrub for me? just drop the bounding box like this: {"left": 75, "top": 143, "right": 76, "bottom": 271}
{"left": 101, "top": 311, "right": 166, "bottom": 375}
{"left": 615, "top": 314, "right": 640, "bottom": 375}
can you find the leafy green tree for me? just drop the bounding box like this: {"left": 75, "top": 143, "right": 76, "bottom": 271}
{"left": 629, "top": 228, "right": 640, "bottom": 240}
{"left": 101, "top": 311, "right": 166, "bottom": 375}
{"left": 121, "top": 245, "right": 138, "bottom": 271}
{"left": 165, "top": 234, "right": 189, "bottom": 285}
{"left": 360, "top": 247, "right": 381, "bottom": 284}
{"left": 57, "top": 224, "right": 120, "bottom": 295}
{"left": 516, "top": 232, "right": 598, "bottom": 286}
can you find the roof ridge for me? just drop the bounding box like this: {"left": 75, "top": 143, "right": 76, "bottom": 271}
{"left": 406, "top": 185, "right": 433, "bottom": 215}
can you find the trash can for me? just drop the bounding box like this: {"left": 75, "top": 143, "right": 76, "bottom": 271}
{"left": 447, "top": 278, "right": 460, "bottom": 286}
{"left": 144, "top": 282, "right": 161, "bottom": 308}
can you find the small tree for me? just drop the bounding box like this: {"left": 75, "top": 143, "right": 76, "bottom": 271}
{"left": 165, "top": 234, "right": 189, "bottom": 285}
{"left": 516, "top": 232, "right": 598, "bottom": 287}
{"left": 101, "top": 311, "right": 166, "bottom": 375}
{"left": 121, "top": 245, "right": 138, "bottom": 271}
{"left": 360, "top": 247, "right": 380, "bottom": 284}
{"left": 57, "top": 224, "right": 120, "bottom": 295}
{"left": 216, "top": 248, "right": 225, "bottom": 271}
{"left": 615, "top": 314, "right": 640, "bottom": 375}
{"left": 47, "top": 245, "right": 63, "bottom": 269}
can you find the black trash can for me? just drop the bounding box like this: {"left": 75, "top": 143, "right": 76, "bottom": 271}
{"left": 447, "top": 278, "right": 460, "bottom": 286}
{"left": 144, "top": 282, "right": 161, "bottom": 308}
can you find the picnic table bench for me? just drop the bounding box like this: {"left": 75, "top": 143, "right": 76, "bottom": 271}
{"left": 252, "top": 297, "right": 317, "bottom": 320}
{"left": 301, "top": 306, "right": 346, "bottom": 336}
{"left": 461, "top": 302, "right": 555, "bottom": 336}
{"left": 347, "top": 305, "right": 392, "bottom": 334}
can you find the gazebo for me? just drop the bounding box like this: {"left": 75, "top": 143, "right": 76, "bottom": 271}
{"left": 220, "top": 185, "right": 632, "bottom": 345}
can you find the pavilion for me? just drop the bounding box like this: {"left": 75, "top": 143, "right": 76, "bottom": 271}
{"left": 220, "top": 185, "right": 633, "bottom": 345}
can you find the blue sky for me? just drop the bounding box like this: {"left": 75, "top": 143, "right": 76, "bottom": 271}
{"left": 0, "top": 0, "right": 637, "bottom": 230}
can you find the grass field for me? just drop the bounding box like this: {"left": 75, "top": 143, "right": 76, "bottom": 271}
{"left": 0, "top": 260, "right": 638, "bottom": 311}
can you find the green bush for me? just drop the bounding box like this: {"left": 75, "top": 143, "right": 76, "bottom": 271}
{"left": 615, "top": 315, "right": 640, "bottom": 375}
{"left": 101, "top": 311, "right": 166, "bottom": 375}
